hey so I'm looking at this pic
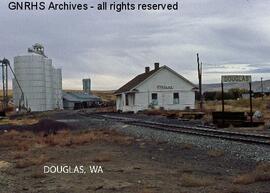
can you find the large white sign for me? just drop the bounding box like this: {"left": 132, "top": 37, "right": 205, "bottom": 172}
{"left": 222, "top": 75, "right": 251, "bottom": 83}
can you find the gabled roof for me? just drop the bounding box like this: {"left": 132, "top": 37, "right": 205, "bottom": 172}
{"left": 115, "top": 65, "right": 196, "bottom": 94}
{"left": 114, "top": 67, "right": 160, "bottom": 94}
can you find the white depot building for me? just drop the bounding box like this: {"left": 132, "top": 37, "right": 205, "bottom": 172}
{"left": 13, "top": 44, "right": 63, "bottom": 112}
{"left": 115, "top": 63, "right": 196, "bottom": 113}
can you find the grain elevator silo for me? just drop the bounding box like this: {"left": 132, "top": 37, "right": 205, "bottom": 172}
{"left": 83, "top": 78, "right": 91, "bottom": 94}
{"left": 13, "top": 44, "right": 63, "bottom": 112}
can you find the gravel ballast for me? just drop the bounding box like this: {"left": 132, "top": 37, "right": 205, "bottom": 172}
{"left": 95, "top": 118, "right": 270, "bottom": 162}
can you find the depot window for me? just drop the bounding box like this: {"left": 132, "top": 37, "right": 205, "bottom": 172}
{"left": 152, "top": 93, "right": 158, "bottom": 105}
{"left": 125, "top": 94, "right": 129, "bottom": 106}
{"left": 173, "top": 93, "right": 179, "bottom": 104}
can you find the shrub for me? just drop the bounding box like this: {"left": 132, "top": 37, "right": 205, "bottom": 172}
{"left": 181, "top": 174, "right": 214, "bottom": 187}
{"left": 233, "top": 162, "right": 270, "bottom": 184}
{"left": 207, "top": 149, "right": 224, "bottom": 157}
{"left": 15, "top": 155, "right": 49, "bottom": 169}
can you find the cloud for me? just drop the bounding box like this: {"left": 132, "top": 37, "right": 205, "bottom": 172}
{"left": 1, "top": 0, "right": 270, "bottom": 89}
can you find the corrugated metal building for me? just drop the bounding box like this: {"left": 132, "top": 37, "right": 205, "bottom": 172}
{"left": 63, "top": 92, "right": 101, "bottom": 110}
{"left": 115, "top": 63, "right": 196, "bottom": 113}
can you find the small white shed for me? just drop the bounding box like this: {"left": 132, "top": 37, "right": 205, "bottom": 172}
{"left": 115, "top": 63, "right": 197, "bottom": 113}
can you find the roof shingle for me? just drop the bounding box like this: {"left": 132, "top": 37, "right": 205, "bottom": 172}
{"left": 114, "top": 67, "right": 160, "bottom": 94}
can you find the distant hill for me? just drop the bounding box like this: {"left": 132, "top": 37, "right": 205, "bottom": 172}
{"left": 63, "top": 90, "right": 116, "bottom": 102}
{"left": 202, "top": 79, "right": 270, "bottom": 92}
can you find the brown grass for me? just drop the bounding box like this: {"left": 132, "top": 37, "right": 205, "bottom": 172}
{"left": 207, "top": 149, "right": 224, "bottom": 157}
{"left": 15, "top": 155, "right": 50, "bottom": 169}
{"left": 180, "top": 143, "right": 193, "bottom": 150}
{"left": 15, "top": 160, "right": 33, "bottom": 169}
{"left": 233, "top": 174, "right": 255, "bottom": 185}
{"left": 181, "top": 174, "right": 214, "bottom": 187}
{"left": 0, "top": 118, "right": 39, "bottom": 126}
{"left": 91, "top": 90, "right": 116, "bottom": 102}
{"left": 140, "top": 188, "right": 155, "bottom": 193}
{"left": 0, "top": 130, "right": 30, "bottom": 148}
{"left": 71, "top": 132, "right": 99, "bottom": 145}
{"left": 203, "top": 96, "right": 270, "bottom": 121}
{"left": 0, "top": 129, "right": 134, "bottom": 152}
{"left": 12, "top": 151, "right": 27, "bottom": 159}
{"left": 0, "top": 130, "right": 38, "bottom": 152}
{"left": 233, "top": 162, "right": 270, "bottom": 185}
{"left": 141, "top": 109, "right": 164, "bottom": 116}
{"left": 93, "top": 153, "right": 112, "bottom": 162}
{"left": 30, "top": 172, "right": 46, "bottom": 179}
{"left": 16, "top": 141, "right": 31, "bottom": 151}
{"left": 42, "top": 130, "right": 134, "bottom": 147}
{"left": 43, "top": 130, "right": 72, "bottom": 146}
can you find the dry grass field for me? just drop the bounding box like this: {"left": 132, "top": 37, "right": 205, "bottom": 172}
{"left": 1, "top": 127, "right": 270, "bottom": 192}
{"left": 201, "top": 96, "right": 270, "bottom": 121}
{"left": 0, "top": 129, "right": 269, "bottom": 192}
{"left": 92, "top": 90, "right": 116, "bottom": 102}
{"left": 233, "top": 162, "right": 270, "bottom": 185}
{"left": 202, "top": 96, "right": 270, "bottom": 113}
{"left": 63, "top": 90, "right": 116, "bottom": 102}
{"left": 0, "top": 90, "right": 13, "bottom": 98}
{"left": 0, "top": 111, "right": 270, "bottom": 192}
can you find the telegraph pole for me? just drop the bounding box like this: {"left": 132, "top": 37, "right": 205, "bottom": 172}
{"left": 197, "top": 53, "right": 203, "bottom": 111}
{"left": 0, "top": 59, "right": 8, "bottom": 112}
{"left": 261, "top": 77, "right": 264, "bottom": 100}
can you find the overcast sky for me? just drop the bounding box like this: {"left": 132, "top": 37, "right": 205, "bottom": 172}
{"left": 1, "top": 0, "right": 270, "bottom": 90}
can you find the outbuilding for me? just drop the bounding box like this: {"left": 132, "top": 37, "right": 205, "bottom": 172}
{"left": 115, "top": 63, "right": 197, "bottom": 113}
{"left": 63, "top": 91, "right": 101, "bottom": 110}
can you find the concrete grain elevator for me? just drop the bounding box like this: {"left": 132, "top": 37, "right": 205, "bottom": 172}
{"left": 12, "top": 44, "right": 63, "bottom": 112}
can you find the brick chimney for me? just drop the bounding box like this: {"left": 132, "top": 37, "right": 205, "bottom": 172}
{"left": 145, "top": 67, "right": 150, "bottom": 73}
{"left": 154, "top": 62, "right": 160, "bottom": 70}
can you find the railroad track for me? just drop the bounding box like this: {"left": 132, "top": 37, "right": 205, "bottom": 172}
{"left": 80, "top": 112, "right": 270, "bottom": 146}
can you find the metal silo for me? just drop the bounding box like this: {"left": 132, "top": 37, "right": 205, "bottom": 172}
{"left": 13, "top": 44, "right": 63, "bottom": 112}
{"left": 52, "top": 68, "right": 57, "bottom": 109}
{"left": 55, "top": 68, "right": 63, "bottom": 109}
{"left": 14, "top": 54, "right": 46, "bottom": 112}
{"left": 83, "top": 78, "right": 91, "bottom": 94}
{"left": 44, "top": 58, "right": 54, "bottom": 110}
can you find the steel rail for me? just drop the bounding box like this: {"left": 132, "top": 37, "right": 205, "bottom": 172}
{"left": 80, "top": 112, "right": 270, "bottom": 146}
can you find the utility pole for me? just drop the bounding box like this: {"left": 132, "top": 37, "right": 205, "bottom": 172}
{"left": 0, "top": 59, "right": 8, "bottom": 112}
{"left": 249, "top": 81, "right": 253, "bottom": 124}
{"left": 197, "top": 53, "right": 203, "bottom": 111}
{"left": 261, "top": 77, "right": 264, "bottom": 100}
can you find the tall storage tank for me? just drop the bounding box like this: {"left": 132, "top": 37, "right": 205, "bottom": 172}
{"left": 53, "top": 68, "right": 63, "bottom": 109}
{"left": 44, "top": 58, "right": 54, "bottom": 110}
{"left": 83, "top": 78, "right": 91, "bottom": 94}
{"left": 14, "top": 54, "right": 46, "bottom": 112}
{"left": 13, "top": 44, "right": 63, "bottom": 112}
{"left": 56, "top": 68, "right": 63, "bottom": 109}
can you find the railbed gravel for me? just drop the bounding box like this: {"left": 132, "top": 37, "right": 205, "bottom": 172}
{"left": 91, "top": 118, "right": 270, "bottom": 162}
